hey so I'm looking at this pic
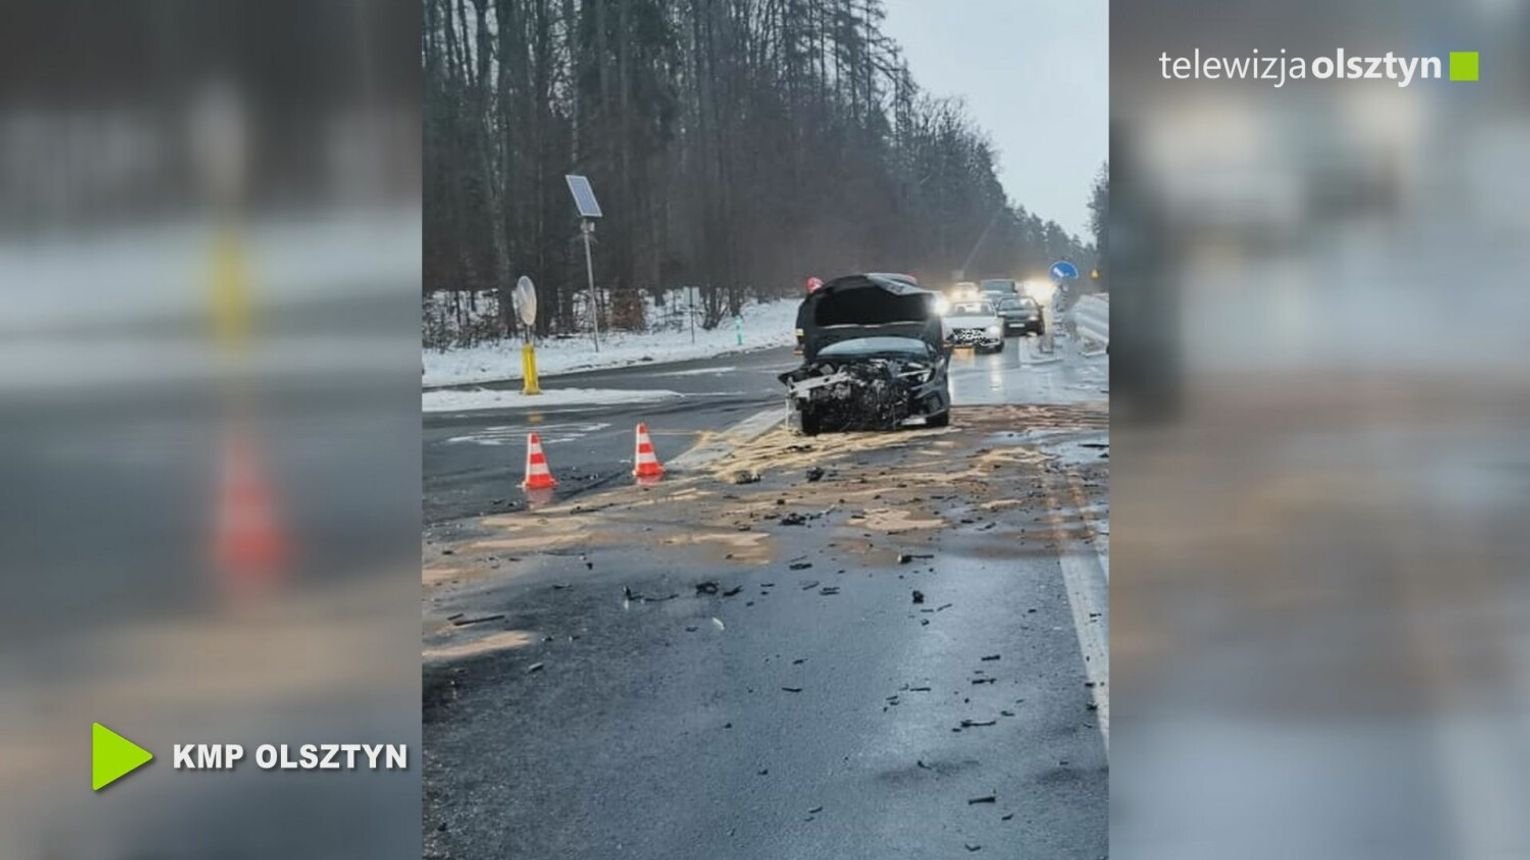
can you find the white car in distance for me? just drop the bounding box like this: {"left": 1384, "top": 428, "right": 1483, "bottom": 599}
{"left": 941, "top": 298, "right": 1004, "bottom": 353}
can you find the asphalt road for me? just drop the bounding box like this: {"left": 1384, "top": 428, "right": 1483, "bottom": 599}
{"left": 423, "top": 347, "right": 796, "bottom": 526}
{"left": 423, "top": 334, "right": 1106, "bottom": 528}
{"left": 421, "top": 334, "right": 1109, "bottom": 859}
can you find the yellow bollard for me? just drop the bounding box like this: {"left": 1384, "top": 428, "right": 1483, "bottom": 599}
{"left": 210, "top": 225, "right": 252, "bottom": 352}
{"left": 521, "top": 343, "right": 542, "bottom": 395}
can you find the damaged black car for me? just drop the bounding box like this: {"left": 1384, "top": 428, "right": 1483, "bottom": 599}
{"left": 780, "top": 273, "right": 951, "bottom": 435}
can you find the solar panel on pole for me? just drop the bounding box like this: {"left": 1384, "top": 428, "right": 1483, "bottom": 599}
{"left": 565, "top": 175, "right": 603, "bottom": 350}
{"left": 565, "top": 175, "right": 603, "bottom": 219}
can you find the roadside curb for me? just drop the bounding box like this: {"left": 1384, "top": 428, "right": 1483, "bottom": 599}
{"left": 421, "top": 342, "right": 795, "bottom": 392}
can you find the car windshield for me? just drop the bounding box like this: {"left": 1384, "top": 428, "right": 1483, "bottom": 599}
{"left": 817, "top": 336, "right": 931, "bottom": 358}
{"left": 999, "top": 297, "right": 1036, "bottom": 311}
{"left": 980, "top": 280, "right": 1014, "bottom": 293}
{"left": 949, "top": 302, "right": 992, "bottom": 316}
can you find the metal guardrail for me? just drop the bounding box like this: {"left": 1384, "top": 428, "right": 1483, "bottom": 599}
{"left": 1070, "top": 293, "right": 1109, "bottom": 348}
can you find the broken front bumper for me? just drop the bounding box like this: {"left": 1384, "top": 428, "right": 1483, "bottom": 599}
{"left": 781, "top": 359, "right": 949, "bottom": 432}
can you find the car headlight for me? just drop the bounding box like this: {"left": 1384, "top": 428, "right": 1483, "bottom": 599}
{"left": 933, "top": 296, "right": 950, "bottom": 316}
{"left": 987, "top": 325, "right": 1001, "bottom": 335}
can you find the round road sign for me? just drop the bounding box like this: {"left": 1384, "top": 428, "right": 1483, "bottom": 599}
{"left": 513, "top": 276, "right": 538, "bottom": 327}
{"left": 1049, "top": 261, "right": 1080, "bottom": 282}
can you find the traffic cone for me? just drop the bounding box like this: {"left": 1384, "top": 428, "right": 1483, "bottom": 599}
{"left": 213, "top": 429, "right": 289, "bottom": 590}
{"left": 632, "top": 423, "right": 665, "bottom": 480}
{"left": 522, "top": 432, "right": 558, "bottom": 490}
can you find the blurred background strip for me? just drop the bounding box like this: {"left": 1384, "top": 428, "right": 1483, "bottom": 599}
{"left": 1111, "top": 1, "right": 1530, "bottom": 858}
{"left": 0, "top": 2, "right": 422, "bottom": 858}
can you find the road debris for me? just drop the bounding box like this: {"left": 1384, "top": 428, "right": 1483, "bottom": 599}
{"left": 789, "top": 560, "right": 814, "bottom": 570}
{"left": 800, "top": 580, "right": 820, "bottom": 590}
{"left": 897, "top": 553, "right": 933, "bottom": 564}
{"left": 779, "top": 512, "right": 808, "bottom": 526}
{"left": 980, "top": 654, "right": 1001, "bottom": 661}
{"left": 695, "top": 581, "right": 720, "bottom": 595}
{"left": 968, "top": 795, "right": 996, "bottom": 805}
{"left": 781, "top": 686, "right": 803, "bottom": 693}
{"left": 961, "top": 719, "right": 997, "bottom": 727}
{"left": 805, "top": 466, "right": 825, "bottom": 482}
{"left": 526, "top": 662, "right": 544, "bottom": 674}
{"left": 722, "top": 585, "right": 743, "bottom": 597}
{"left": 965, "top": 843, "right": 982, "bottom": 852}
{"left": 912, "top": 590, "right": 925, "bottom": 604}
{"left": 452, "top": 614, "right": 505, "bottom": 627}
{"left": 731, "top": 470, "right": 761, "bottom": 485}
{"left": 818, "top": 586, "right": 840, "bottom": 595}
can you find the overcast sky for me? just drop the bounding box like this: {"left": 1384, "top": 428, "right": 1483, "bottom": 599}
{"left": 880, "top": 0, "right": 1107, "bottom": 239}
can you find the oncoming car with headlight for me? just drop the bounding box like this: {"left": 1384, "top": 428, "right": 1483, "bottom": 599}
{"left": 996, "top": 294, "right": 1044, "bottom": 336}
{"left": 941, "top": 298, "right": 1004, "bottom": 352}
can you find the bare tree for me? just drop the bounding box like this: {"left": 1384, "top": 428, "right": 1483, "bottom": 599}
{"left": 422, "top": 0, "right": 1092, "bottom": 343}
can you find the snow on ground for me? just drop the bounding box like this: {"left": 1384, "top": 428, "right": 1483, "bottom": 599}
{"left": 422, "top": 386, "right": 683, "bottom": 413}
{"left": 423, "top": 298, "right": 797, "bottom": 387}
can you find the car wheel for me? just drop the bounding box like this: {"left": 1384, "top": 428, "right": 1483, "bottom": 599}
{"left": 798, "top": 409, "right": 821, "bottom": 436}
{"left": 925, "top": 410, "right": 950, "bottom": 428}
{"left": 994, "top": 339, "right": 1005, "bottom": 352}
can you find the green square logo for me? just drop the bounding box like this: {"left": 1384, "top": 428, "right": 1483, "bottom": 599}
{"left": 1449, "top": 51, "right": 1479, "bottom": 82}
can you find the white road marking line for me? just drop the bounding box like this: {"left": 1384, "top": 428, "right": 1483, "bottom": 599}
{"left": 1043, "top": 470, "right": 1111, "bottom": 752}
{"left": 649, "top": 365, "right": 738, "bottom": 377}
{"left": 668, "top": 405, "right": 784, "bottom": 472}
{"left": 1059, "top": 538, "right": 1110, "bottom": 751}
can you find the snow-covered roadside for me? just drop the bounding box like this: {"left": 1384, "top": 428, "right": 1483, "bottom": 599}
{"left": 422, "top": 298, "right": 797, "bottom": 387}
{"left": 422, "top": 386, "right": 683, "bottom": 413}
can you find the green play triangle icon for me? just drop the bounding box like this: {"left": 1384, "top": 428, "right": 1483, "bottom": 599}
{"left": 92, "top": 723, "right": 153, "bottom": 791}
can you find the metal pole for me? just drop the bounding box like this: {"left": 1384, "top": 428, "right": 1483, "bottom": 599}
{"left": 689, "top": 284, "right": 696, "bottom": 344}
{"left": 581, "top": 219, "right": 600, "bottom": 352}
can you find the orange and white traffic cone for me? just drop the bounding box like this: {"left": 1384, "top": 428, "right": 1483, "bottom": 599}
{"left": 632, "top": 423, "right": 665, "bottom": 481}
{"left": 522, "top": 432, "right": 558, "bottom": 490}
{"left": 213, "top": 428, "right": 289, "bottom": 593}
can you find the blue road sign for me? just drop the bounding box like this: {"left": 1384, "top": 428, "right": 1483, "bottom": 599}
{"left": 1049, "top": 260, "right": 1080, "bottom": 282}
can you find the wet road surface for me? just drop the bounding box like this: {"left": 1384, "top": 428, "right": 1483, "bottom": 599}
{"left": 423, "top": 334, "right": 1105, "bottom": 527}
{"left": 422, "top": 336, "right": 1108, "bottom": 858}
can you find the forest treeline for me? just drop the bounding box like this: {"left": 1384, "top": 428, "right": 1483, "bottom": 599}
{"left": 425, "top": 0, "right": 1093, "bottom": 338}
